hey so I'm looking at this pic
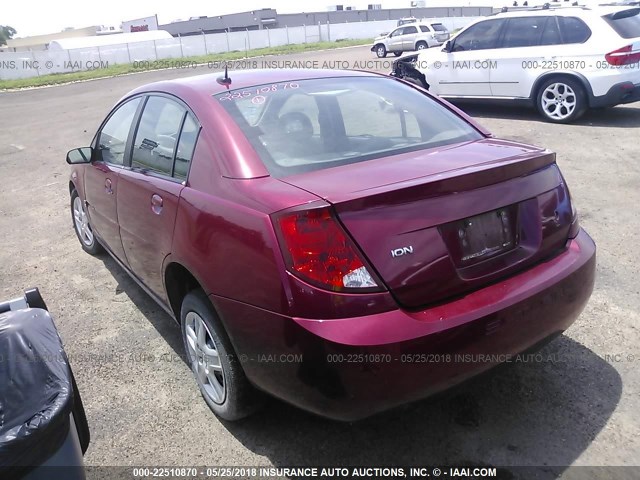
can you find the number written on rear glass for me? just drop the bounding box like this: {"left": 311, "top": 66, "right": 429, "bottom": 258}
{"left": 218, "top": 83, "right": 300, "bottom": 102}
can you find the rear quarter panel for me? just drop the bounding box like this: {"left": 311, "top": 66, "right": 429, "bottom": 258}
{"left": 166, "top": 130, "right": 307, "bottom": 315}
{"left": 167, "top": 132, "right": 398, "bottom": 320}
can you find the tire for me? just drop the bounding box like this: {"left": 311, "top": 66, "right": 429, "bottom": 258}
{"left": 536, "top": 77, "right": 587, "bottom": 124}
{"left": 71, "top": 189, "right": 103, "bottom": 255}
{"left": 416, "top": 41, "right": 429, "bottom": 51}
{"left": 180, "top": 290, "right": 263, "bottom": 421}
{"left": 375, "top": 44, "right": 387, "bottom": 58}
{"left": 393, "top": 51, "right": 403, "bottom": 57}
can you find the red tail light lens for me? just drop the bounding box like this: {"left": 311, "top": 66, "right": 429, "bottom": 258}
{"left": 568, "top": 200, "right": 580, "bottom": 239}
{"left": 606, "top": 45, "right": 640, "bottom": 66}
{"left": 275, "top": 208, "right": 380, "bottom": 292}
{"left": 563, "top": 179, "right": 580, "bottom": 239}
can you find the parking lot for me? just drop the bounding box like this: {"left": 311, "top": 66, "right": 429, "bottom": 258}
{"left": 1, "top": 45, "right": 639, "bottom": 475}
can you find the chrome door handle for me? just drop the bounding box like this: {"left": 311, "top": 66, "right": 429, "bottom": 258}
{"left": 151, "top": 194, "right": 163, "bottom": 215}
{"left": 105, "top": 178, "right": 113, "bottom": 195}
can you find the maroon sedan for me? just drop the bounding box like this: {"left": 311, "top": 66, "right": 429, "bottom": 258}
{"left": 66, "top": 69, "right": 595, "bottom": 421}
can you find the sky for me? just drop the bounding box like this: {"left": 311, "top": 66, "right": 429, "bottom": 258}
{"left": 3, "top": 0, "right": 495, "bottom": 37}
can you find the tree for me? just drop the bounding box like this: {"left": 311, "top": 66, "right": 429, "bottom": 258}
{"left": 0, "top": 25, "right": 17, "bottom": 46}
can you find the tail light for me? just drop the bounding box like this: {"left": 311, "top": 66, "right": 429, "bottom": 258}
{"left": 568, "top": 199, "right": 580, "bottom": 239}
{"left": 560, "top": 172, "right": 580, "bottom": 239}
{"left": 605, "top": 45, "right": 640, "bottom": 66}
{"left": 274, "top": 207, "right": 381, "bottom": 292}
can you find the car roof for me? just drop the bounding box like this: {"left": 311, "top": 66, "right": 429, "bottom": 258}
{"left": 402, "top": 22, "right": 445, "bottom": 28}
{"left": 491, "top": 5, "right": 636, "bottom": 18}
{"left": 127, "top": 68, "right": 381, "bottom": 99}
{"left": 119, "top": 68, "right": 491, "bottom": 180}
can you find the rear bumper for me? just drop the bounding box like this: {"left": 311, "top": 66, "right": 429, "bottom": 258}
{"left": 213, "top": 229, "right": 596, "bottom": 421}
{"left": 590, "top": 81, "right": 640, "bottom": 108}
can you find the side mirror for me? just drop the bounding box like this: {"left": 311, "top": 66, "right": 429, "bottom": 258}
{"left": 66, "top": 147, "right": 93, "bottom": 165}
{"left": 443, "top": 40, "right": 452, "bottom": 53}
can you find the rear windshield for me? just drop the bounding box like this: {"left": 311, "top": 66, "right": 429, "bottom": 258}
{"left": 431, "top": 23, "right": 448, "bottom": 32}
{"left": 603, "top": 8, "right": 640, "bottom": 39}
{"left": 215, "top": 77, "right": 482, "bottom": 177}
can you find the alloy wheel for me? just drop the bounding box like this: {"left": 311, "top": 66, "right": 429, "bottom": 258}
{"left": 184, "top": 311, "right": 226, "bottom": 405}
{"left": 540, "top": 82, "right": 577, "bottom": 121}
{"left": 73, "top": 196, "right": 94, "bottom": 247}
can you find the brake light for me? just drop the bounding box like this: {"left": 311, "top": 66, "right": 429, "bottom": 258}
{"left": 275, "top": 208, "right": 380, "bottom": 291}
{"left": 560, "top": 173, "right": 580, "bottom": 239}
{"left": 568, "top": 199, "right": 580, "bottom": 239}
{"left": 605, "top": 45, "right": 640, "bottom": 66}
{"left": 565, "top": 184, "right": 580, "bottom": 239}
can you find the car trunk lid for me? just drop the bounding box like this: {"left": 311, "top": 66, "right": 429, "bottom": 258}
{"left": 279, "top": 138, "right": 574, "bottom": 308}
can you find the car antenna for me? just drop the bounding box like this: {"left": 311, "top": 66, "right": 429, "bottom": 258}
{"left": 217, "top": 65, "right": 232, "bottom": 88}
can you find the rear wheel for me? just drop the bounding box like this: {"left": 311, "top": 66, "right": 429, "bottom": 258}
{"left": 536, "top": 77, "right": 587, "bottom": 123}
{"left": 180, "top": 290, "right": 263, "bottom": 421}
{"left": 375, "top": 44, "right": 387, "bottom": 58}
{"left": 71, "top": 189, "right": 103, "bottom": 255}
{"left": 416, "top": 41, "right": 429, "bottom": 51}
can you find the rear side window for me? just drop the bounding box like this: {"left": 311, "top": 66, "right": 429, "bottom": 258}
{"left": 452, "top": 19, "right": 505, "bottom": 51}
{"left": 215, "top": 77, "right": 482, "bottom": 177}
{"left": 603, "top": 8, "right": 640, "bottom": 39}
{"left": 98, "top": 98, "right": 141, "bottom": 166}
{"left": 419, "top": 25, "right": 431, "bottom": 33}
{"left": 502, "top": 17, "right": 548, "bottom": 48}
{"left": 174, "top": 113, "right": 199, "bottom": 181}
{"left": 132, "top": 96, "right": 186, "bottom": 177}
{"left": 558, "top": 17, "right": 591, "bottom": 44}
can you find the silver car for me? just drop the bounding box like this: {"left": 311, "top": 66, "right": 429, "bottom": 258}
{"left": 372, "top": 22, "right": 451, "bottom": 58}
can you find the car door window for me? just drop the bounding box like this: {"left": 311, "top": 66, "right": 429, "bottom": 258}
{"left": 502, "top": 17, "right": 547, "bottom": 48}
{"left": 419, "top": 25, "right": 431, "bottom": 33}
{"left": 558, "top": 17, "right": 591, "bottom": 44}
{"left": 540, "top": 16, "right": 562, "bottom": 45}
{"left": 174, "top": 113, "right": 199, "bottom": 181}
{"left": 403, "top": 26, "right": 418, "bottom": 35}
{"left": 452, "top": 19, "right": 504, "bottom": 51}
{"left": 97, "top": 98, "right": 141, "bottom": 166}
{"left": 390, "top": 28, "right": 403, "bottom": 37}
{"left": 131, "top": 96, "right": 186, "bottom": 177}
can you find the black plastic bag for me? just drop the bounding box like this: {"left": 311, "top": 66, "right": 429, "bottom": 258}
{"left": 0, "top": 308, "right": 75, "bottom": 470}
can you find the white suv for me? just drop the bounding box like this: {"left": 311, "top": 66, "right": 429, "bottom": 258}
{"left": 372, "top": 22, "right": 450, "bottom": 58}
{"left": 392, "top": 5, "right": 640, "bottom": 122}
